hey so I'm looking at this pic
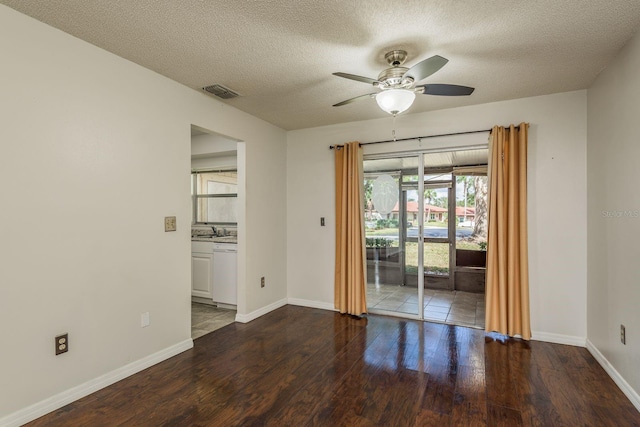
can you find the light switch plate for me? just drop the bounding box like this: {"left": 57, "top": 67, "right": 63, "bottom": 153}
{"left": 141, "top": 312, "right": 150, "bottom": 328}
{"left": 164, "top": 216, "right": 176, "bottom": 232}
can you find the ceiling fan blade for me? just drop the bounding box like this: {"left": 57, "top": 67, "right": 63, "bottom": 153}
{"left": 333, "top": 93, "right": 377, "bottom": 107}
{"left": 403, "top": 55, "right": 449, "bottom": 82}
{"left": 333, "top": 72, "right": 379, "bottom": 85}
{"left": 419, "top": 84, "right": 475, "bottom": 96}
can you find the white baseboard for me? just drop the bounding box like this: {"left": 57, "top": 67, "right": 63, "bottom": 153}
{"left": 0, "top": 339, "right": 193, "bottom": 427}
{"left": 233, "top": 298, "right": 334, "bottom": 324}
{"left": 235, "top": 298, "right": 287, "bottom": 323}
{"left": 287, "top": 298, "right": 337, "bottom": 312}
{"left": 586, "top": 339, "right": 640, "bottom": 412}
{"left": 531, "top": 330, "right": 586, "bottom": 347}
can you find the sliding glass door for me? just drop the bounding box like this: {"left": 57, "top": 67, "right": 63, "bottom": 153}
{"left": 364, "top": 156, "right": 420, "bottom": 316}
{"left": 364, "top": 148, "right": 488, "bottom": 322}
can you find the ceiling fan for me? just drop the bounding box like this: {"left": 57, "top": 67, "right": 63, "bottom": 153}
{"left": 332, "top": 50, "right": 474, "bottom": 115}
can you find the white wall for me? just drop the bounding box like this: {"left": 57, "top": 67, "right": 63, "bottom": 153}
{"left": 190, "top": 132, "right": 238, "bottom": 171}
{"left": 191, "top": 132, "right": 238, "bottom": 160}
{"left": 191, "top": 155, "right": 238, "bottom": 170}
{"left": 587, "top": 28, "right": 640, "bottom": 399}
{"left": 287, "top": 90, "right": 588, "bottom": 342}
{"left": 0, "top": 4, "right": 286, "bottom": 421}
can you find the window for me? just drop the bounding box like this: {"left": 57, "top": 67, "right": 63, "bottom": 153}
{"left": 192, "top": 170, "right": 237, "bottom": 224}
{"left": 455, "top": 174, "right": 488, "bottom": 251}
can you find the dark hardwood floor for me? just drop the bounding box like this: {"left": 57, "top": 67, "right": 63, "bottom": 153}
{"left": 27, "top": 305, "right": 639, "bottom": 426}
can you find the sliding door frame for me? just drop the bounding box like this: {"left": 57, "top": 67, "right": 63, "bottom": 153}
{"left": 364, "top": 144, "right": 488, "bottom": 321}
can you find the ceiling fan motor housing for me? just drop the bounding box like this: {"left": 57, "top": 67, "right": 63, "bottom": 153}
{"left": 378, "top": 67, "right": 414, "bottom": 89}
{"left": 377, "top": 50, "right": 415, "bottom": 89}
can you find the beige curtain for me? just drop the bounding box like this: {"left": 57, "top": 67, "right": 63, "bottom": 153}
{"left": 485, "top": 123, "right": 531, "bottom": 340}
{"left": 334, "top": 141, "right": 367, "bottom": 316}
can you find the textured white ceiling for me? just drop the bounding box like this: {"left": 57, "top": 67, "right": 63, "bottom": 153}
{"left": 2, "top": 0, "right": 640, "bottom": 130}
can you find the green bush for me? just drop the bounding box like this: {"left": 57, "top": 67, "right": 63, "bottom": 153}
{"left": 375, "top": 218, "right": 399, "bottom": 229}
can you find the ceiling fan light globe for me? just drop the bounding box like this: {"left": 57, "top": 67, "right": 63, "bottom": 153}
{"left": 376, "top": 89, "right": 416, "bottom": 115}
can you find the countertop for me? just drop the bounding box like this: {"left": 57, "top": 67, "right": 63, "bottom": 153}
{"left": 191, "top": 235, "right": 237, "bottom": 244}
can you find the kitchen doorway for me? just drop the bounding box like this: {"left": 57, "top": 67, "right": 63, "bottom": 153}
{"left": 190, "top": 125, "right": 241, "bottom": 339}
{"left": 364, "top": 148, "right": 488, "bottom": 328}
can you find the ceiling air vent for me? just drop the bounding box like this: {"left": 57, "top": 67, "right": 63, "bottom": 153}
{"left": 202, "top": 84, "right": 240, "bottom": 99}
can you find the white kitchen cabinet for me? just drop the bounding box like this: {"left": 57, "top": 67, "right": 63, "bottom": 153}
{"left": 192, "top": 249, "right": 213, "bottom": 299}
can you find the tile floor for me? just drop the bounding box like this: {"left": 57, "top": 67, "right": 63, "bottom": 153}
{"left": 191, "top": 302, "right": 236, "bottom": 339}
{"left": 367, "top": 283, "right": 485, "bottom": 329}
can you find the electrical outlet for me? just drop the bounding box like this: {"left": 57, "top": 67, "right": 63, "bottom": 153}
{"left": 55, "top": 333, "right": 68, "bottom": 355}
{"left": 141, "top": 312, "right": 150, "bottom": 328}
{"left": 261, "top": 276, "right": 265, "bottom": 288}
{"left": 321, "top": 217, "right": 325, "bottom": 226}
{"left": 621, "top": 324, "right": 626, "bottom": 345}
{"left": 164, "top": 216, "right": 176, "bottom": 232}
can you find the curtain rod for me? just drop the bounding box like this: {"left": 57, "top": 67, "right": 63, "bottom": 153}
{"left": 329, "top": 125, "right": 521, "bottom": 150}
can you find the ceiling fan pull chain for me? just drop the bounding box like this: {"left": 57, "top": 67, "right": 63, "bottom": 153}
{"left": 392, "top": 114, "right": 397, "bottom": 141}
